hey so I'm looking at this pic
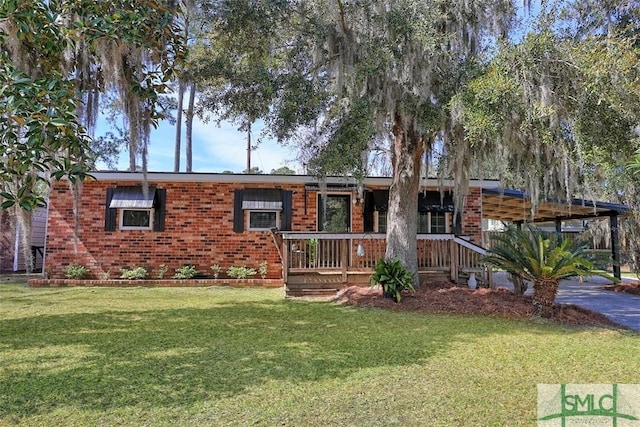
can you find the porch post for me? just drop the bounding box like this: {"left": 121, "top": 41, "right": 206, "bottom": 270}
{"left": 610, "top": 214, "right": 621, "bottom": 280}
{"left": 341, "top": 238, "right": 348, "bottom": 284}
{"left": 281, "top": 239, "right": 289, "bottom": 284}
{"left": 555, "top": 217, "right": 562, "bottom": 234}
{"left": 449, "top": 238, "right": 458, "bottom": 282}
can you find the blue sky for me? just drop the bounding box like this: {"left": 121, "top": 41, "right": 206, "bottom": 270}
{"left": 97, "top": 117, "right": 300, "bottom": 173}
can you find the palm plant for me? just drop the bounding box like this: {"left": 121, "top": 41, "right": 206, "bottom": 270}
{"left": 484, "top": 226, "right": 615, "bottom": 318}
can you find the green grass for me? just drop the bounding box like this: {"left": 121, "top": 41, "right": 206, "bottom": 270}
{"left": 0, "top": 284, "right": 638, "bottom": 426}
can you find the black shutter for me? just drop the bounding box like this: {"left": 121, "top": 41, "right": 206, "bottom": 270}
{"left": 233, "top": 190, "right": 244, "bottom": 233}
{"left": 153, "top": 188, "right": 166, "bottom": 231}
{"left": 281, "top": 190, "right": 293, "bottom": 231}
{"left": 363, "top": 191, "right": 374, "bottom": 232}
{"left": 105, "top": 188, "right": 116, "bottom": 231}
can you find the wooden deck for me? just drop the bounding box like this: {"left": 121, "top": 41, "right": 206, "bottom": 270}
{"left": 272, "top": 232, "right": 493, "bottom": 297}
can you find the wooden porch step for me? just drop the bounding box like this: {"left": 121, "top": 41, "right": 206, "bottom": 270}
{"left": 285, "top": 288, "right": 339, "bottom": 298}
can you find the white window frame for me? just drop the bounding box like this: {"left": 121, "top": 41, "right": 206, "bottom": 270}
{"left": 119, "top": 209, "right": 154, "bottom": 231}
{"left": 417, "top": 212, "right": 451, "bottom": 234}
{"left": 429, "top": 212, "right": 451, "bottom": 234}
{"left": 246, "top": 210, "right": 280, "bottom": 231}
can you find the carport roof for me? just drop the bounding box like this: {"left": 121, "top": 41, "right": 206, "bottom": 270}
{"left": 482, "top": 188, "right": 629, "bottom": 223}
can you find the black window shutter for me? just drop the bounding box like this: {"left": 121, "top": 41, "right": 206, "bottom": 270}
{"left": 363, "top": 191, "right": 374, "bottom": 232}
{"left": 281, "top": 190, "right": 293, "bottom": 231}
{"left": 153, "top": 188, "right": 166, "bottom": 231}
{"left": 233, "top": 190, "right": 244, "bottom": 233}
{"left": 105, "top": 188, "right": 116, "bottom": 231}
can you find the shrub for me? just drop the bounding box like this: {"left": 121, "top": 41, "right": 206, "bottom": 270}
{"left": 120, "top": 267, "right": 148, "bottom": 280}
{"left": 157, "top": 264, "right": 168, "bottom": 279}
{"left": 173, "top": 265, "right": 198, "bottom": 279}
{"left": 370, "top": 258, "right": 415, "bottom": 303}
{"left": 210, "top": 264, "right": 222, "bottom": 279}
{"left": 227, "top": 265, "right": 257, "bottom": 279}
{"left": 258, "top": 261, "right": 268, "bottom": 279}
{"left": 64, "top": 263, "right": 90, "bottom": 279}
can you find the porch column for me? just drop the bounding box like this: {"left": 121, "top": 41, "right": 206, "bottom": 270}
{"left": 610, "top": 214, "right": 621, "bottom": 280}
{"left": 555, "top": 217, "right": 562, "bottom": 234}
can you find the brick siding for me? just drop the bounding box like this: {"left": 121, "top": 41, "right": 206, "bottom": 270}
{"left": 44, "top": 176, "right": 483, "bottom": 279}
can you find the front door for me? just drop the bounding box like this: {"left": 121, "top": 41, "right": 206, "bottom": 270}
{"left": 318, "top": 194, "right": 351, "bottom": 232}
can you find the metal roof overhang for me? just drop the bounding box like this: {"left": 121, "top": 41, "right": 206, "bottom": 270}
{"left": 109, "top": 186, "right": 156, "bottom": 209}
{"left": 482, "top": 188, "right": 630, "bottom": 223}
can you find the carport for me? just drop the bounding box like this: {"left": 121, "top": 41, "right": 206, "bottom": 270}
{"left": 481, "top": 188, "right": 630, "bottom": 279}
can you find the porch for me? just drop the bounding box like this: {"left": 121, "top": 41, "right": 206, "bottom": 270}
{"left": 272, "top": 232, "right": 492, "bottom": 297}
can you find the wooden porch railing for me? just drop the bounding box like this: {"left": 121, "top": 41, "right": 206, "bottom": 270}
{"left": 276, "top": 232, "right": 493, "bottom": 288}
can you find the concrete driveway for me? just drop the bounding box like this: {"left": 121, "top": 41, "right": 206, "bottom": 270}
{"left": 492, "top": 272, "right": 640, "bottom": 333}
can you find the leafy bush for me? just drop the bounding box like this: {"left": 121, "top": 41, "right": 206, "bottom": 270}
{"left": 157, "top": 264, "right": 168, "bottom": 279}
{"left": 227, "top": 265, "right": 257, "bottom": 279}
{"left": 370, "top": 258, "right": 415, "bottom": 303}
{"left": 210, "top": 264, "right": 222, "bottom": 278}
{"left": 173, "top": 265, "right": 199, "bottom": 279}
{"left": 64, "top": 263, "right": 90, "bottom": 279}
{"left": 120, "top": 267, "right": 148, "bottom": 280}
{"left": 258, "top": 261, "right": 268, "bottom": 279}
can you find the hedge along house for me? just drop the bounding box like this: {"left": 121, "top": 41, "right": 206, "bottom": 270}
{"left": 40, "top": 172, "right": 628, "bottom": 296}
{"left": 40, "top": 172, "right": 495, "bottom": 294}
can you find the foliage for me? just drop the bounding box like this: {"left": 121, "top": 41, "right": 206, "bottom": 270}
{"left": 63, "top": 263, "right": 90, "bottom": 279}
{"left": 120, "top": 267, "right": 148, "bottom": 280}
{"left": 2, "top": 285, "right": 637, "bottom": 426}
{"left": 258, "top": 261, "right": 268, "bottom": 279}
{"left": 227, "top": 265, "right": 257, "bottom": 279}
{"left": 157, "top": 264, "right": 168, "bottom": 279}
{"left": 483, "top": 226, "right": 616, "bottom": 317}
{"left": 196, "top": 0, "right": 519, "bottom": 282}
{"left": 0, "top": 0, "right": 185, "bottom": 197}
{"left": 173, "top": 265, "right": 199, "bottom": 280}
{"left": 210, "top": 264, "right": 222, "bottom": 278}
{"left": 270, "top": 166, "right": 296, "bottom": 175}
{"left": 370, "top": 258, "right": 416, "bottom": 303}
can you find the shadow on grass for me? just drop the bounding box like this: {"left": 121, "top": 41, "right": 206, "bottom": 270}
{"left": 0, "top": 298, "right": 563, "bottom": 417}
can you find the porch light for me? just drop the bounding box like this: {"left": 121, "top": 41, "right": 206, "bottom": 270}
{"left": 356, "top": 243, "right": 365, "bottom": 257}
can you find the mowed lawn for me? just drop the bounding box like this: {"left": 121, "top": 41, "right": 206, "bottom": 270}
{"left": 1, "top": 285, "right": 638, "bottom": 426}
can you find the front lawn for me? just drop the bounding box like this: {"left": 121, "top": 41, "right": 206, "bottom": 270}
{"left": 0, "top": 284, "right": 638, "bottom": 426}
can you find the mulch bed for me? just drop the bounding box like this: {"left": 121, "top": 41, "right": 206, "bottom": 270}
{"left": 603, "top": 281, "right": 640, "bottom": 296}
{"left": 336, "top": 281, "right": 619, "bottom": 327}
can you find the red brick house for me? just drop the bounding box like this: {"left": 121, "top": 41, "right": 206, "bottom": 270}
{"left": 41, "top": 172, "right": 494, "bottom": 290}
{"left": 41, "top": 171, "right": 627, "bottom": 293}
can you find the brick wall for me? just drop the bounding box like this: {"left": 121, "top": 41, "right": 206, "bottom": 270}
{"left": 44, "top": 177, "right": 483, "bottom": 279}
{"left": 461, "top": 188, "right": 483, "bottom": 243}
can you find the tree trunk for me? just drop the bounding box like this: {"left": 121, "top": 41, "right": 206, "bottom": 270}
{"left": 532, "top": 278, "right": 559, "bottom": 318}
{"left": 385, "top": 113, "right": 424, "bottom": 286}
{"left": 15, "top": 208, "right": 33, "bottom": 273}
{"left": 185, "top": 80, "right": 196, "bottom": 172}
{"left": 174, "top": 80, "right": 186, "bottom": 172}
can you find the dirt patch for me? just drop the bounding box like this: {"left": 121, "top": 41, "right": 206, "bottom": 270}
{"left": 603, "top": 281, "right": 640, "bottom": 296}
{"left": 336, "top": 281, "right": 618, "bottom": 327}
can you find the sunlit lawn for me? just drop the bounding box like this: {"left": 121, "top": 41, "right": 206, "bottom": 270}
{"left": 1, "top": 284, "right": 638, "bottom": 426}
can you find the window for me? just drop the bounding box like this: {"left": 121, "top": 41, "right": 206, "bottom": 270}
{"left": 120, "top": 209, "right": 153, "bottom": 230}
{"left": 376, "top": 211, "right": 388, "bottom": 233}
{"left": 233, "top": 189, "right": 293, "bottom": 233}
{"left": 247, "top": 210, "right": 280, "bottom": 230}
{"left": 318, "top": 194, "right": 351, "bottom": 232}
{"left": 418, "top": 212, "right": 450, "bottom": 234}
{"left": 418, "top": 212, "right": 430, "bottom": 234}
{"left": 105, "top": 186, "right": 166, "bottom": 232}
{"left": 431, "top": 212, "right": 447, "bottom": 233}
